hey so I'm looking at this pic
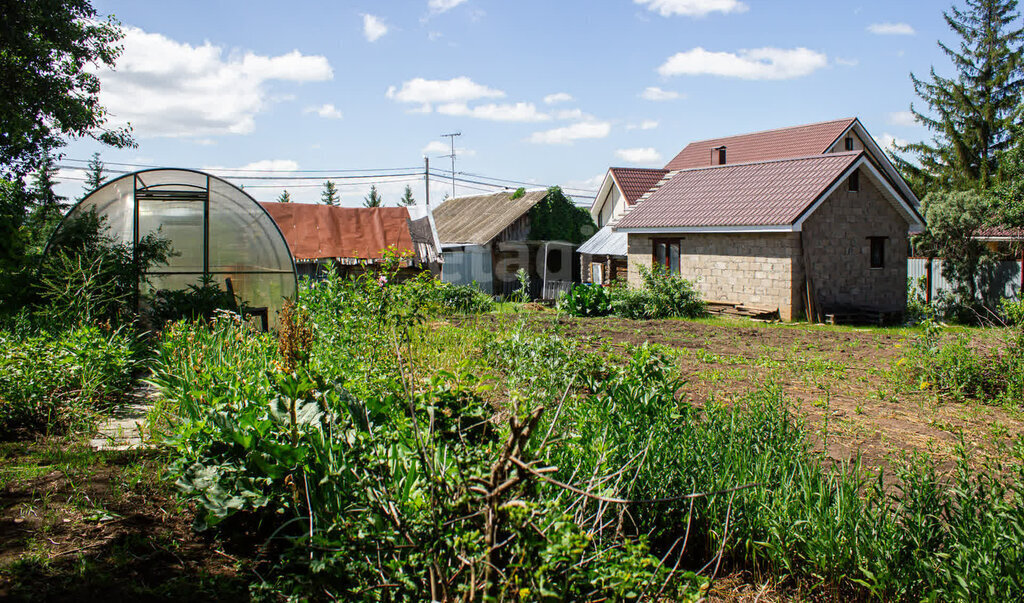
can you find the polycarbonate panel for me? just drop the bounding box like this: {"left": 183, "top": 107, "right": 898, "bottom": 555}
{"left": 63, "top": 178, "right": 134, "bottom": 245}
{"left": 217, "top": 271, "right": 296, "bottom": 329}
{"left": 134, "top": 169, "right": 208, "bottom": 191}
{"left": 138, "top": 198, "right": 204, "bottom": 273}
{"left": 207, "top": 178, "right": 293, "bottom": 273}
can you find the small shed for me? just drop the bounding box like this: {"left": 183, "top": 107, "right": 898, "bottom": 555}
{"left": 433, "top": 189, "right": 593, "bottom": 300}
{"left": 261, "top": 203, "right": 441, "bottom": 279}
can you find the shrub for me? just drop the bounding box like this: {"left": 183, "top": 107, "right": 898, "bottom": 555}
{"left": 0, "top": 326, "right": 139, "bottom": 437}
{"left": 1002, "top": 298, "right": 1024, "bottom": 326}
{"left": 145, "top": 275, "right": 242, "bottom": 326}
{"left": 433, "top": 281, "right": 494, "bottom": 314}
{"left": 608, "top": 265, "right": 706, "bottom": 319}
{"left": 559, "top": 283, "right": 611, "bottom": 317}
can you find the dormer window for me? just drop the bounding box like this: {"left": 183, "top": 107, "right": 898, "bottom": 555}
{"left": 716, "top": 146, "right": 727, "bottom": 165}
{"left": 848, "top": 168, "right": 860, "bottom": 192}
{"left": 844, "top": 136, "right": 855, "bottom": 151}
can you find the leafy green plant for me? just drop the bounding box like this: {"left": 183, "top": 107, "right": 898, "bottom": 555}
{"left": 145, "top": 275, "right": 243, "bottom": 327}
{"left": 559, "top": 283, "right": 612, "bottom": 317}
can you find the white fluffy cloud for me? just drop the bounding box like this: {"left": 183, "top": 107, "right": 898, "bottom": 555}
{"left": 307, "top": 103, "right": 342, "bottom": 119}
{"left": 615, "top": 148, "right": 662, "bottom": 164}
{"left": 658, "top": 47, "right": 828, "bottom": 80}
{"left": 543, "top": 92, "right": 573, "bottom": 105}
{"left": 627, "top": 120, "right": 659, "bottom": 130}
{"left": 635, "top": 0, "right": 747, "bottom": 17}
{"left": 835, "top": 57, "right": 859, "bottom": 67}
{"left": 363, "top": 14, "right": 389, "bottom": 42}
{"left": 640, "top": 86, "right": 683, "bottom": 101}
{"left": 95, "top": 27, "right": 332, "bottom": 138}
{"left": 528, "top": 121, "right": 611, "bottom": 145}
{"left": 879, "top": 133, "right": 908, "bottom": 151}
{"left": 429, "top": 0, "right": 469, "bottom": 13}
{"left": 868, "top": 22, "right": 915, "bottom": 35}
{"left": 422, "top": 140, "right": 476, "bottom": 157}
{"left": 386, "top": 76, "right": 504, "bottom": 111}
{"left": 437, "top": 102, "right": 550, "bottom": 122}
{"left": 204, "top": 159, "right": 301, "bottom": 177}
{"left": 888, "top": 111, "right": 917, "bottom": 127}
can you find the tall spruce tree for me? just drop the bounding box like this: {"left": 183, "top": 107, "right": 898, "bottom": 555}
{"left": 897, "top": 0, "right": 1024, "bottom": 194}
{"left": 321, "top": 180, "right": 339, "bottom": 206}
{"left": 83, "top": 151, "right": 104, "bottom": 193}
{"left": 400, "top": 184, "right": 415, "bottom": 206}
{"left": 277, "top": 190, "right": 292, "bottom": 203}
{"left": 25, "top": 154, "right": 66, "bottom": 253}
{"left": 363, "top": 185, "right": 383, "bottom": 208}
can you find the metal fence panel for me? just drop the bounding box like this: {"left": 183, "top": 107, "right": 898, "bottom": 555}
{"left": 908, "top": 258, "right": 1022, "bottom": 301}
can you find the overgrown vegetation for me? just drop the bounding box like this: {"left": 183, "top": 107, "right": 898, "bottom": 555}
{"left": 560, "top": 265, "right": 707, "bottom": 319}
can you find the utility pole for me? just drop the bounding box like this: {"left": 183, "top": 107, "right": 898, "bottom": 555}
{"left": 424, "top": 156, "right": 430, "bottom": 208}
{"left": 441, "top": 131, "right": 461, "bottom": 198}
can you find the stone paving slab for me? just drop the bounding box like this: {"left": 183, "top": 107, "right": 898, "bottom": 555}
{"left": 89, "top": 384, "right": 157, "bottom": 451}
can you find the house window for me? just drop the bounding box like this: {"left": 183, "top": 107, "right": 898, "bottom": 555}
{"left": 869, "top": 237, "right": 886, "bottom": 269}
{"left": 653, "top": 238, "right": 681, "bottom": 275}
{"left": 716, "top": 147, "right": 727, "bottom": 165}
{"left": 844, "top": 136, "right": 855, "bottom": 151}
{"left": 848, "top": 168, "right": 860, "bottom": 192}
{"left": 591, "top": 262, "right": 603, "bottom": 284}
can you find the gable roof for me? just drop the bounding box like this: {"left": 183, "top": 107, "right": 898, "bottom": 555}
{"left": 664, "top": 118, "right": 857, "bottom": 171}
{"left": 577, "top": 225, "right": 628, "bottom": 256}
{"left": 261, "top": 203, "right": 439, "bottom": 263}
{"left": 609, "top": 168, "right": 670, "bottom": 204}
{"left": 432, "top": 190, "right": 547, "bottom": 245}
{"left": 616, "top": 152, "right": 863, "bottom": 230}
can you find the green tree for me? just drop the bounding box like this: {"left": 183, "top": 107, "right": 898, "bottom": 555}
{"left": 400, "top": 184, "right": 415, "bottom": 206}
{"left": 321, "top": 180, "right": 339, "bottom": 206}
{"left": 527, "top": 187, "right": 596, "bottom": 245}
{"left": 277, "top": 190, "right": 292, "bottom": 203}
{"left": 0, "top": 0, "right": 135, "bottom": 180}
{"left": 83, "top": 151, "right": 105, "bottom": 193}
{"left": 363, "top": 185, "right": 383, "bottom": 208}
{"left": 24, "top": 154, "right": 67, "bottom": 255}
{"left": 918, "top": 189, "right": 994, "bottom": 301}
{"left": 897, "top": 0, "right": 1024, "bottom": 194}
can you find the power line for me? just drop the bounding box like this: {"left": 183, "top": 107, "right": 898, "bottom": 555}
{"left": 61, "top": 157, "right": 420, "bottom": 173}
{"left": 428, "top": 172, "right": 595, "bottom": 200}
{"left": 440, "top": 131, "right": 461, "bottom": 198}
{"left": 56, "top": 165, "right": 421, "bottom": 181}
{"left": 434, "top": 168, "right": 599, "bottom": 194}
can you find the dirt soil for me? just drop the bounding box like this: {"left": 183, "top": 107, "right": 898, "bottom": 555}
{"left": 0, "top": 439, "right": 257, "bottom": 602}
{"left": 469, "top": 313, "right": 1023, "bottom": 471}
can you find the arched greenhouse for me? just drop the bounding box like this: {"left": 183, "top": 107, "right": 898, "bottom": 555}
{"left": 49, "top": 168, "right": 297, "bottom": 328}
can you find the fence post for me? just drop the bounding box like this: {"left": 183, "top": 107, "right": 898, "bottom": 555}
{"left": 925, "top": 257, "right": 933, "bottom": 304}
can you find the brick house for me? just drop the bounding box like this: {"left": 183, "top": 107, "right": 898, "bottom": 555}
{"left": 598, "top": 118, "right": 925, "bottom": 321}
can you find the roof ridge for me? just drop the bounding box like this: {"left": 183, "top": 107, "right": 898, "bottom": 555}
{"left": 667, "top": 150, "right": 862, "bottom": 174}
{"left": 684, "top": 117, "right": 857, "bottom": 146}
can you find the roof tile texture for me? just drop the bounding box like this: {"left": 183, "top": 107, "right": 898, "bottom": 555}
{"left": 609, "top": 168, "right": 669, "bottom": 204}
{"left": 432, "top": 190, "right": 547, "bottom": 245}
{"left": 616, "top": 152, "right": 861, "bottom": 229}
{"left": 664, "top": 118, "right": 856, "bottom": 171}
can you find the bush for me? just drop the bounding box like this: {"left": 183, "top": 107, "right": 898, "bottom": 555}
{"left": 0, "top": 325, "right": 140, "bottom": 437}
{"left": 432, "top": 281, "right": 494, "bottom": 315}
{"left": 559, "top": 266, "right": 706, "bottom": 320}
{"left": 1002, "top": 299, "right": 1024, "bottom": 326}
{"left": 145, "top": 275, "right": 242, "bottom": 326}
{"left": 559, "top": 283, "right": 611, "bottom": 316}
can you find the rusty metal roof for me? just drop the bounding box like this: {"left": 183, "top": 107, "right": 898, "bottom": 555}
{"left": 664, "top": 118, "right": 856, "bottom": 171}
{"left": 609, "top": 168, "right": 669, "bottom": 204}
{"left": 261, "top": 203, "right": 439, "bottom": 262}
{"left": 432, "top": 190, "right": 547, "bottom": 245}
{"left": 616, "top": 152, "right": 861, "bottom": 229}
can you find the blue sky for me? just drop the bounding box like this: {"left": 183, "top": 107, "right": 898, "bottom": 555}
{"left": 56, "top": 0, "right": 957, "bottom": 206}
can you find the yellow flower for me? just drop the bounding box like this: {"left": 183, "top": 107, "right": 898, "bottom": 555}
{"left": 920, "top": 380, "right": 931, "bottom": 390}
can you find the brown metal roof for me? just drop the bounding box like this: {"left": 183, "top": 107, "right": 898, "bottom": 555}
{"left": 432, "top": 190, "right": 548, "bottom": 245}
{"left": 664, "top": 118, "right": 856, "bottom": 171}
{"left": 976, "top": 225, "right": 1024, "bottom": 239}
{"left": 609, "top": 167, "right": 669, "bottom": 204}
{"left": 616, "top": 152, "right": 861, "bottom": 229}
{"left": 261, "top": 203, "right": 423, "bottom": 261}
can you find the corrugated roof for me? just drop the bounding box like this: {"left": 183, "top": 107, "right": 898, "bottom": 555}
{"left": 432, "top": 190, "right": 547, "bottom": 245}
{"left": 664, "top": 118, "right": 856, "bottom": 171}
{"left": 616, "top": 152, "right": 861, "bottom": 229}
{"left": 577, "top": 225, "right": 628, "bottom": 256}
{"left": 261, "top": 203, "right": 433, "bottom": 261}
{"left": 976, "top": 225, "right": 1024, "bottom": 239}
{"left": 609, "top": 168, "right": 669, "bottom": 204}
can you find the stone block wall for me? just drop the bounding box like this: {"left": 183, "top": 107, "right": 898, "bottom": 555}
{"left": 627, "top": 233, "right": 802, "bottom": 320}
{"left": 800, "top": 170, "right": 909, "bottom": 311}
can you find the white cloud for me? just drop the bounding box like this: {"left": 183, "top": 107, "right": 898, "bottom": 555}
{"left": 95, "top": 27, "right": 332, "bottom": 138}
{"left": 879, "top": 133, "right": 908, "bottom": 151}
{"left": 635, "top": 0, "right": 748, "bottom": 17}
{"left": 363, "top": 14, "right": 389, "bottom": 42}
{"left": 429, "top": 0, "right": 469, "bottom": 13}
{"left": 615, "top": 147, "right": 663, "bottom": 164}
{"left": 437, "top": 101, "right": 550, "bottom": 122}
{"left": 428, "top": 31, "right": 443, "bottom": 41}
{"left": 868, "top": 22, "right": 915, "bottom": 35}
{"left": 641, "top": 86, "right": 683, "bottom": 101}
{"left": 422, "top": 140, "right": 476, "bottom": 157}
{"left": 627, "top": 120, "right": 659, "bottom": 130}
{"left": 555, "top": 108, "right": 585, "bottom": 120}
{"left": 888, "top": 110, "right": 917, "bottom": 127}
{"left": 543, "top": 92, "right": 573, "bottom": 105}
{"left": 306, "top": 103, "right": 343, "bottom": 119}
{"left": 386, "top": 76, "right": 504, "bottom": 111}
{"left": 528, "top": 121, "right": 611, "bottom": 145}
{"left": 835, "top": 57, "right": 859, "bottom": 67}
{"left": 658, "top": 46, "right": 828, "bottom": 80}
{"left": 205, "top": 159, "right": 301, "bottom": 175}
